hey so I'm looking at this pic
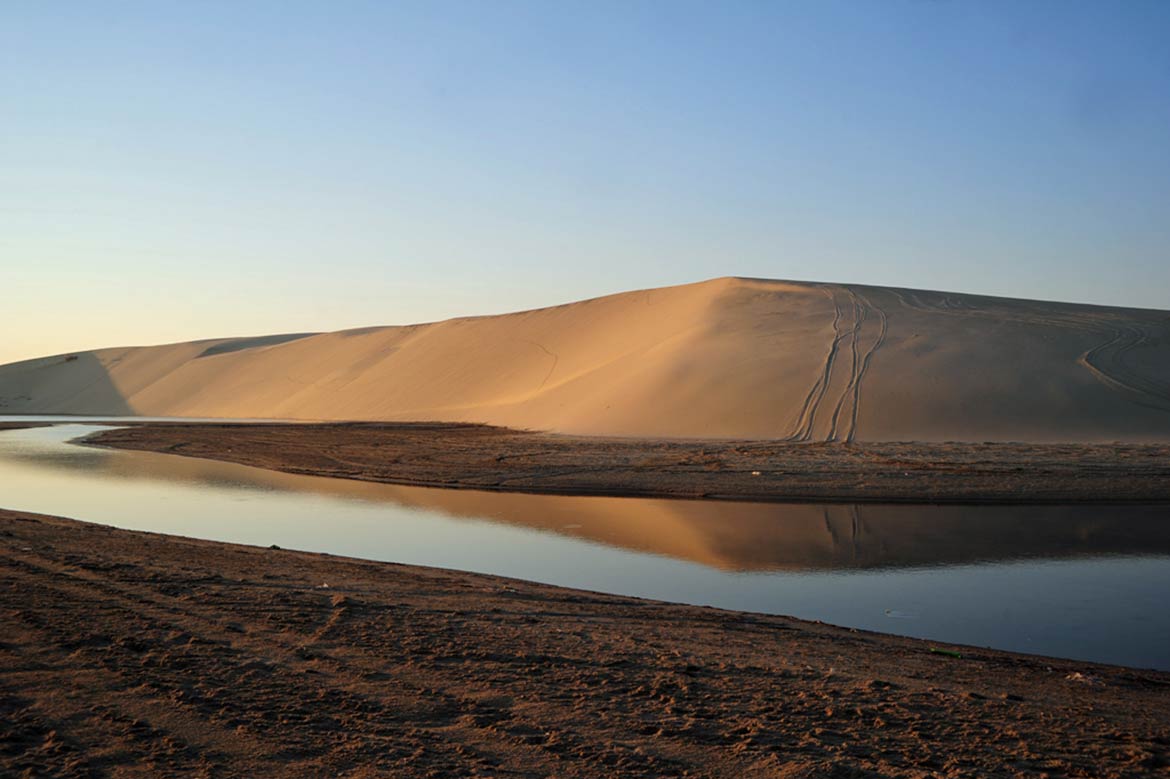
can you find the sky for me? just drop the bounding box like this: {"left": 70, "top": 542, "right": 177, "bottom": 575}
{"left": 3, "top": 1, "right": 1169, "bottom": 365}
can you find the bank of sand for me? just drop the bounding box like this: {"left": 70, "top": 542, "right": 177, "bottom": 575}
{"left": 3, "top": 277, "right": 1170, "bottom": 442}
{"left": 85, "top": 422, "right": 1170, "bottom": 503}
{"left": 1, "top": 509, "right": 1167, "bottom": 778}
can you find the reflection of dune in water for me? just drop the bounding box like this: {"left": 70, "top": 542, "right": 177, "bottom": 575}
{"left": 33, "top": 431, "right": 1170, "bottom": 572}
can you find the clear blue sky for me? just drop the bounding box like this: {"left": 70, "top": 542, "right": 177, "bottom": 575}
{"left": 3, "top": 1, "right": 1169, "bottom": 364}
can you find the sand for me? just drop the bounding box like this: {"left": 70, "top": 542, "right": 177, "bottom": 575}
{"left": 3, "top": 277, "right": 1170, "bottom": 442}
{"left": 86, "top": 422, "right": 1170, "bottom": 504}
{"left": 2, "top": 509, "right": 1167, "bottom": 778}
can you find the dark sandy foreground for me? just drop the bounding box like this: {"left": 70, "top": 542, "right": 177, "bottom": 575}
{"left": 87, "top": 422, "right": 1170, "bottom": 503}
{"left": 1, "top": 510, "right": 1167, "bottom": 778}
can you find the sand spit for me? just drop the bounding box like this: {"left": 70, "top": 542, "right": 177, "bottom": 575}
{"left": 85, "top": 422, "right": 1170, "bottom": 504}
{"left": 3, "top": 278, "right": 1170, "bottom": 442}
{"left": 1, "top": 509, "right": 1167, "bottom": 778}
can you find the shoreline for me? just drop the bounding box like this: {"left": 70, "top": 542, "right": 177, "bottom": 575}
{"left": 0, "top": 421, "right": 54, "bottom": 430}
{"left": 82, "top": 422, "right": 1170, "bottom": 504}
{"left": 2, "top": 508, "right": 1167, "bottom": 777}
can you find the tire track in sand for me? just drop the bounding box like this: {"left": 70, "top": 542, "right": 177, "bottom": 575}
{"left": 1079, "top": 324, "right": 1170, "bottom": 413}
{"left": 826, "top": 290, "right": 866, "bottom": 442}
{"left": 826, "top": 288, "right": 889, "bottom": 443}
{"left": 792, "top": 286, "right": 888, "bottom": 443}
{"left": 844, "top": 289, "right": 889, "bottom": 443}
{"left": 790, "top": 286, "right": 847, "bottom": 442}
{"left": 887, "top": 288, "right": 1170, "bottom": 414}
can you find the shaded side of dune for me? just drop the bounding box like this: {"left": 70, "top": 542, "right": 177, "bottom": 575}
{"left": 0, "top": 352, "right": 134, "bottom": 416}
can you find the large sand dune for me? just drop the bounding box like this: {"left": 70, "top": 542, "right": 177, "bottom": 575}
{"left": 2, "top": 277, "right": 1169, "bottom": 441}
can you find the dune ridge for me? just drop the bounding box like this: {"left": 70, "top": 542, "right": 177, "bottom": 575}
{"left": 2, "top": 277, "right": 1169, "bottom": 442}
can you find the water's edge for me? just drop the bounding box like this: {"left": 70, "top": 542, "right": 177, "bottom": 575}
{"left": 1, "top": 419, "right": 1168, "bottom": 670}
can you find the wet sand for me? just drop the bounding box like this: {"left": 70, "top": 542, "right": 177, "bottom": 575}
{"left": 87, "top": 422, "right": 1170, "bottom": 503}
{"left": 2, "top": 509, "right": 1167, "bottom": 778}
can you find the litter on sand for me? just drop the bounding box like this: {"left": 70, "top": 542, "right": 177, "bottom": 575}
{"left": 929, "top": 647, "right": 963, "bottom": 659}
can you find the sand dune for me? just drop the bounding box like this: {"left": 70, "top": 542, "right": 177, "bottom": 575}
{"left": 3, "top": 277, "right": 1170, "bottom": 441}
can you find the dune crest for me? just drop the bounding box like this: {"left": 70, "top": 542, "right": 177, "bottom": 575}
{"left": 2, "top": 277, "right": 1169, "bottom": 442}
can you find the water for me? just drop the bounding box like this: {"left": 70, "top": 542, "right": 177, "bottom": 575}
{"left": 2, "top": 421, "right": 1169, "bottom": 670}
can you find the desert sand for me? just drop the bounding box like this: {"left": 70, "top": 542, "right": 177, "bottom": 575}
{"left": 3, "top": 278, "right": 1170, "bottom": 441}
{"left": 3, "top": 509, "right": 1167, "bottom": 778}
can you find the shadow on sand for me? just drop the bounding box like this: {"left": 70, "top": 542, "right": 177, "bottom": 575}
{"left": 0, "top": 352, "right": 135, "bottom": 416}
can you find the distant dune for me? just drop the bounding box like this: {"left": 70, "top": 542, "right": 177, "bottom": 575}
{"left": 2, "top": 277, "right": 1169, "bottom": 441}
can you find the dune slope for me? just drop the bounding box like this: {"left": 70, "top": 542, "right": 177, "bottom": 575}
{"left": 2, "top": 277, "right": 1169, "bottom": 441}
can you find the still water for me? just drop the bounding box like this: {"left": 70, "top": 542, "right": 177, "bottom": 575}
{"left": 2, "top": 421, "right": 1169, "bottom": 669}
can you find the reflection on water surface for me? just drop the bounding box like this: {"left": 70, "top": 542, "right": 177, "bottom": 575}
{"left": 2, "top": 422, "right": 1169, "bottom": 669}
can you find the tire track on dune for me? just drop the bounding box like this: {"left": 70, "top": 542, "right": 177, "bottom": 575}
{"left": 887, "top": 288, "right": 1170, "bottom": 415}
{"left": 1037, "top": 314, "right": 1170, "bottom": 411}
{"left": 791, "top": 286, "right": 889, "bottom": 443}
{"left": 790, "top": 287, "right": 847, "bottom": 441}
{"left": 845, "top": 289, "right": 890, "bottom": 443}
{"left": 826, "top": 290, "right": 866, "bottom": 442}
{"left": 520, "top": 340, "right": 559, "bottom": 392}
{"left": 1079, "top": 324, "right": 1170, "bottom": 413}
{"left": 824, "top": 288, "right": 888, "bottom": 443}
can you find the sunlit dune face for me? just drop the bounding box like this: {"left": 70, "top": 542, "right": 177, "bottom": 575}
{"left": 2, "top": 278, "right": 1169, "bottom": 442}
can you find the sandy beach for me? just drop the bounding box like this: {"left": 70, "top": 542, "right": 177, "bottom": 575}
{"left": 2, "top": 508, "right": 1167, "bottom": 778}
